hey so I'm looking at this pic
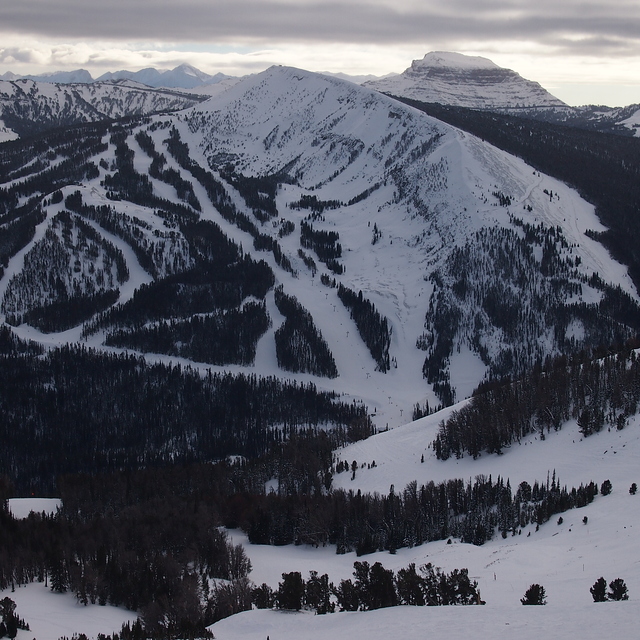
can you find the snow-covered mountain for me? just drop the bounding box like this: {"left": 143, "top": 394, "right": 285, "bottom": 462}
{"left": 365, "top": 51, "right": 566, "bottom": 110}
{"left": 22, "top": 69, "right": 94, "bottom": 84}
{"left": 0, "top": 78, "right": 208, "bottom": 138}
{"left": 1, "top": 65, "right": 639, "bottom": 424}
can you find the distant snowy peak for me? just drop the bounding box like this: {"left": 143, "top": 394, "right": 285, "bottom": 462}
{"left": 24, "top": 69, "right": 93, "bottom": 84}
{"left": 413, "top": 51, "right": 500, "bottom": 71}
{"left": 2, "top": 65, "right": 232, "bottom": 90}
{"left": 365, "top": 51, "right": 566, "bottom": 110}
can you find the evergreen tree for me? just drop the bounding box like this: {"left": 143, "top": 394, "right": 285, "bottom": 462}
{"left": 305, "top": 571, "right": 334, "bottom": 614}
{"left": 608, "top": 578, "right": 629, "bottom": 601}
{"left": 521, "top": 584, "right": 546, "bottom": 605}
{"left": 590, "top": 577, "right": 608, "bottom": 602}
{"left": 601, "top": 479, "right": 613, "bottom": 496}
{"left": 251, "top": 583, "right": 274, "bottom": 609}
{"left": 277, "top": 572, "right": 305, "bottom": 611}
{"left": 333, "top": 578, "right": 359, "bottom": 612}
{"left": 368, "top": 562, "right": 398, "bottom": 610}
{"left": 396, "top": 563, "right": 425, "bottom": 606}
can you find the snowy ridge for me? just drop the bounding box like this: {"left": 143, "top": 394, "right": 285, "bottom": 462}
{"left": 0, "top": 78, "right": 207, "bottom": 138}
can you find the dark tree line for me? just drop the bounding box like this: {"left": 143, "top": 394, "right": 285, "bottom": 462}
{"left": 17, "top": 290, "right": 120, "bottom": 333}
{"left": 0, "top": 332, "right": 371, "bottom": 493}
{"left": 338, "top": 283, "right": 391, "bottom": 372}
{"left": 274, "top": 286, "right": 338, "bottom": 378}
{"left": 0, "top": 205, "right": 46, "bottom": 281}
{"left": 433, "top": 343, "right": 640, "bottom": 460}
{"left": 258, "top": 561, "right": 479, "bottom": 615}
{"left": 300, "top": 220, "right": 342, "bottom": 263}
{"left": 243, "top": 471, "right": 599, "bottom": 552}
{"left": 289, "top": 194, "right": 342, "bottom": 213}
{"left": 106, "top": 301, "right": 270, "bottom": 366}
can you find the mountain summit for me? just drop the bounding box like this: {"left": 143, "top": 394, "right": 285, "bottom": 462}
{"left": 365, "top": 51, "right": 566, "bottom": 110}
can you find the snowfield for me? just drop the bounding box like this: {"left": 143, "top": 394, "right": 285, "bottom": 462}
{"left": 6, "top": 583, "right": 136, "bottom": 640}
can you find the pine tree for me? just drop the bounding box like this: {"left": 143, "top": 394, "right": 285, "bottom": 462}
{"left": 590, "top": 577, "right": 608, "bottom": 602}
{"left": 601, "top": 479, "right": 613, "bottom": 496}
{"left": 608, "top": 578, "right": 629, "bottom": 601}
{"left": 277, "top": 572, "right": 305, "bottom": 611}
{"left": 521, "top": 583, "right": 546, "bottom": 605}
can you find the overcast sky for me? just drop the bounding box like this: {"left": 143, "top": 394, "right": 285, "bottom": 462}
{"left": 1, "top": 0, "right": 639, "bottom": 106}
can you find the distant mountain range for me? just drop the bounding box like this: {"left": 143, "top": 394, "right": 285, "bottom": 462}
{"left": 2, "top": 53, "right": 638, "bottom": 138}
{"left": 0, "top": 63, "right": 231, "bottom": 89}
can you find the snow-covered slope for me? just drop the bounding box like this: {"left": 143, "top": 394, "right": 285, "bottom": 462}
{"left": 206, "top": 401, "right": 640, "bottom": 640}
{"left": 0, "top": 78, "right": 207, "bottom": 138}
{"left": 172, "top": 66, "right": 637, "bottom": 410}
{"left": 364, "top": 52, "right": 566, "bottom": 110}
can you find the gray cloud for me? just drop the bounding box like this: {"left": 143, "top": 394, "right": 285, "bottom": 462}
{"left": 1, "top": 1, "right": 639, "bottom": 58}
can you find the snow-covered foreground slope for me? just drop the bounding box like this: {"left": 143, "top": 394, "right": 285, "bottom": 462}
{"left": 211, "top": 600, "right": 637, "bottom": 640}
{"left": 4, "top": 408, "right": 638, "bottom": 640}
{"left": 213, "top": 413, "right": 640, "bottom": 639}
{"left": 4, "top": 583, "right": 136, "bottom": 640}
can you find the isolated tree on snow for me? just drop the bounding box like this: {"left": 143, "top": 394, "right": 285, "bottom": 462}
{"left": 608, "top": 578, "right": 629, "bottom": 601}
{"left": 590, "top": 577, "right": 608, "bottom": 602}
{"left": 630, "top": 483, "right": 637, "bottom": 495}
{"left": 600, "top": 479, "right": 612, "bottom": 496}
{"left": 521, "top": 583, "right": 546, "bottom": 605}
